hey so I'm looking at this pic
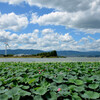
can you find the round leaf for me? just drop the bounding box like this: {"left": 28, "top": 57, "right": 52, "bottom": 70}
{"left": 88, "top": 84, "right": 99, "bottom": 89}
{"left": 82, "top": 91, "right": 100, "bottom": 99}
{"left": 75, "top": 80, "right": 83, "bottom": 85}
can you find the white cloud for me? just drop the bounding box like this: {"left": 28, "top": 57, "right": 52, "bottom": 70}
{"left": 0, "top": 0, "right": 91, "bottom": 12}
{"left": 27, "top": 0, "right": 93, "bottom": 12}
{"left": 0, "top": 0, "right": 100, "bottom": 33}
{"left": 25, "top": 0, "right": 93, "bottom": 13}
{"left": 0, "top": 12, "right": 28, "bottom": 31}
{"left": 42, "top": 28, "right": 54, "bottom": 35}
{"left": 0, "top": 30, "right": 10, "bottom": 42}
{"left": 0, "top": 29, "right": 38, "bottom": 44}
{"left": 59, "top": 33, "right": 73, "bottom": 42}
{"left": 0, "top": 0, "right": 100, "bottom": 13}
{"left": 0, "top": 29, "right": 100, "bottom": 51}
{"left": 0, "top": 0, "right": 100, "bottom": 51}
{"left": 28, "top": 0, "right": 100, "bottom": 34}
{"left": 17, "top": 29, "right": 38, "bottom": 44}
{"left": 0, "top": 0, "right": 25, "bottom": 5}
{"left": 31, "top": 10, "right": 100, "bottom": 34}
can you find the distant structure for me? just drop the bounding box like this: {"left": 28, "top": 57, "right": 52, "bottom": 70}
{"left": 4, "top": 42, "right": 9, "bottom": 55}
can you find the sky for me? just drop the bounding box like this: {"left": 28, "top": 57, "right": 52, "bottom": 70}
{"left": 0, "top": 0, "right": 100, "bottom": 51}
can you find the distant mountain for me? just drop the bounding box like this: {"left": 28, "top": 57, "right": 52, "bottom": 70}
{"left": 0, "top": 49, "right": 44, "bottom": 55}
{"left": 0, "top": 49, "right": 100, "bottom": 57}
{"left": 57, "top": 51, "right": 100, "bottom": 57}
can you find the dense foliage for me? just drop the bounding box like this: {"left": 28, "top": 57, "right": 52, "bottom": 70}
{"left": 37, "top": 50, "right": 57, "bottom": 57}
{"left": 0, "top": 62, "right": 100, "bottom": 100}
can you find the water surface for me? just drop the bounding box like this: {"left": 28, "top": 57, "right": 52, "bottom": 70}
{"left": 0, "top": 57, "right": 100, "bottom": 62}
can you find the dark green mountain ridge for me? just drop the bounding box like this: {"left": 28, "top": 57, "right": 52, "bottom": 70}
{"left": 0, "top": 49, "right": 100, "bottom": 57}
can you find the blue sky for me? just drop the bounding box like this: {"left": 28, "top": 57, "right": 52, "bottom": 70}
{"left": 0, "top": 0, "right": 100, "bottom": 51}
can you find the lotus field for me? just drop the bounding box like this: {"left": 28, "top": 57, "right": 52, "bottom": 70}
{"left": 0, "top": 62, "right": 100, "bottom": 100}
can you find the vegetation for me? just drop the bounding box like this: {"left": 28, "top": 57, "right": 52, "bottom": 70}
{"left": 0, "top": 62, "right": 100, "bottom": 100}
{"left": 37, "top": 50, "right": 57, "bottom": 57}
{"left": 4, "top": 54, "right": 14, "bottom": 57}
{"left": 0, "top": 49, "right": 100, "bottom": 57}
{"left": 0, "top": 50, "right": 58, "bottom": 58}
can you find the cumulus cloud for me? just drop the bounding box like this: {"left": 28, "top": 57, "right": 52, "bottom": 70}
{"left": 27, "top": 0, "right": 92, "bottom": 12}
{"left": 0, "top": 0, "right": 25, "bottom": 5}
{"left": 42, "top": 28, "right": 54, "bottom": 35}
{"left": 17, "top": 30, "right": 38, "bottom": 44}
{"left": 0, "top": 30, "right": 11, "bottom": 42}
{"left": 30, "top": 10, "right": 100, "bottom": 34}
{"left": 28, "top": 0, "right": 100, "bottom": 34}
{"left": 0, "top": 0, "right": 100, "bottom": 33}
{"left": 0, "top": 0, "right": 94, "bottom": 12}
{"left": 0, "top": 29, "right": 100, "bottom": 51}
{"left": 0, "top": 29, "right": 38, "bottom": 44}
{"left": 59, "top": 33, "right": 73, "bottom": 42}
{"left": 0, "top": 0, "right": 100, "bottom": 51}
{"left": 0, "top": 29, "right": 74, "bottom": 50}
{"left": 0, "top": 12, "right": 28, "bottom": 31}
{"left": 1, "top": 0, "right": 100, "bottom": 13}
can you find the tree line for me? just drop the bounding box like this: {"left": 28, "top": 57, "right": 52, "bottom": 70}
{"left": 37, "top": 50, "right": 57, "bottom": 57}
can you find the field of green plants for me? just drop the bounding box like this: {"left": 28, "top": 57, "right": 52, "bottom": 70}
{"left": 0, "top": 62, "right": 100, "bottom": 100}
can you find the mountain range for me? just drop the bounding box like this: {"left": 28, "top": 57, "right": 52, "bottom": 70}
{"left": 0, "top": 49, "right": 100, "bottom": 57}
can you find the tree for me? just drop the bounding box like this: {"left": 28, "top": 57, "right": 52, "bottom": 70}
{"left": 51, "top": 50, "right": 57, "bottom": 56}
{"left": 37, "top": 50, "right": 57, "bottom": 57}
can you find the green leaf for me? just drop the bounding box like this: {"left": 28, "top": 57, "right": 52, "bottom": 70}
{"left": 0, "top": 81, "right": 2, "bottom": 86}
{"left": 12, "top": 95, "right": 20, "bottom": 100}
{"left": 49, "top": 85, "right": 57, "bottom": 91}
{"left": 22, "top": 86, "right": 30, "bottom": 90}
{"left": 53, "top": 75, "right": 64, "bottom": 83}
{"left": 68, "top": 85, "right": 76, "bottom": 91}
{"left": 58, "top": 84, "right": 68, "bottom": 90}
{"left": 68, "top": 79, "right": 75, "bottom": 83}
{"left": 0, "top": 89, "right": 8, "bottom": 94}
{"left": 58, "top": 90, "right": 70, "bottom": 97}
{"left": 34, "top": 95, "right": 43, "bottom": 100}
{"left": 5, "top": 87, "right": 20, "bottom": 98}
{"left": 88, "top": 84, "right": 99, "bottom": 89}
{"left": 31, "top": 87, "right": 47, "bottom": 95}
{"left": 72, "top": 93, "right": 82, "bottom": 100}
{"left": 0, "top": 94, "right": 8, "bottom": 100}
{"left": 0, "top": 77, "right": 5, "bottom": 82}
{"left": 28, "top": 79, "right": 36, "bottom": 84}
{"left": 75, "top": 80, "right": 83, "bottom": 85}
{"left": 75, "top": 86, "right": 85, "bottom": 92}
{"left": 36, "top": 87, "right": 47, "bottom": 95}
{"left": 50, "top": 92, "right": 57, "bottom": 100}
{"left": 0, "top": 86, "right": 5, "bottom": 90}
{"left": 82, "top": 91, "right": 100, "bottom": 99}
{"left": 19, "top": 90, "right": 31, "bottom": 96}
